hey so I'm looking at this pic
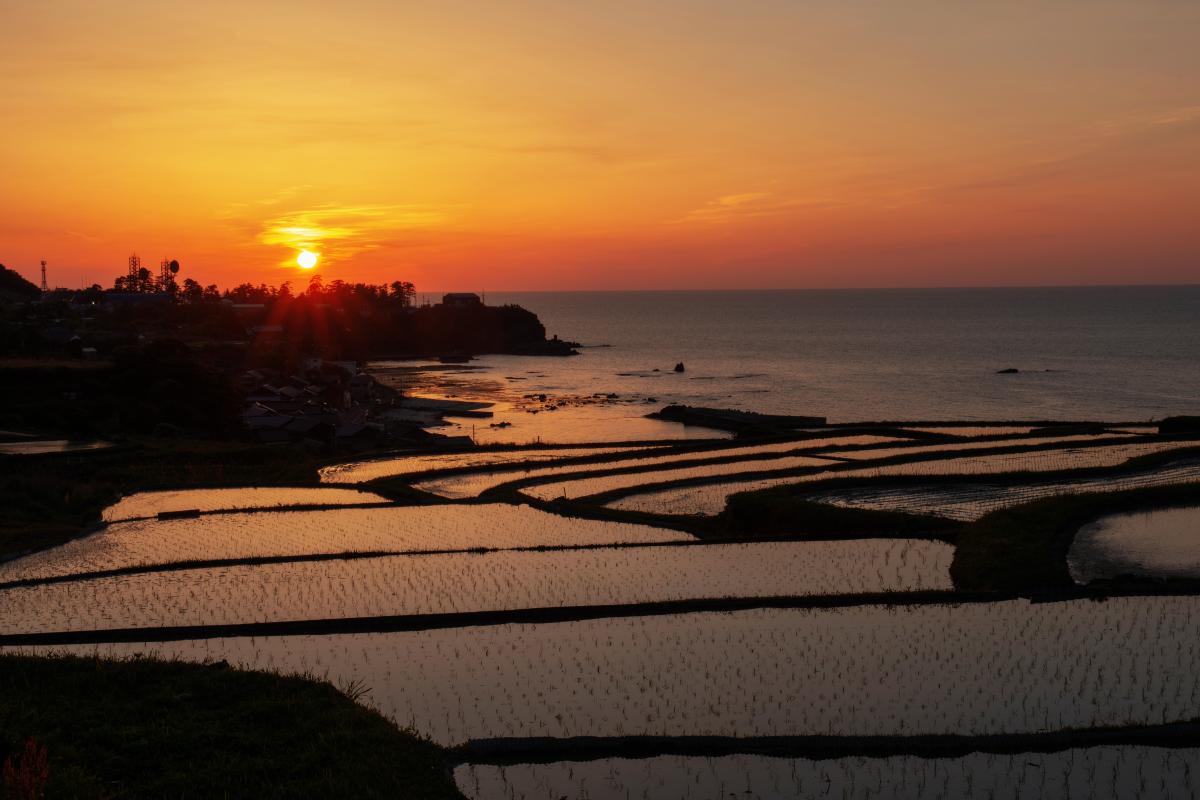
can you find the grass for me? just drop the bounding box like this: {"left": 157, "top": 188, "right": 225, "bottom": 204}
{"left": 951, "top": 482, "right": 1200, "bottom": 593}
{"left": 719, "top": 492, "right": 962, "bottom": 542}
{"left": 0, "top": 653, "right": 465, "bottom": 799}
{"left": 718, "top": 473, "right": 1200, "bottom": 594}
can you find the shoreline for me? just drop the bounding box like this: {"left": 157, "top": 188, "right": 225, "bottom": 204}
{"left": 370, "top": 358, "right": 1176, "bottom": 447}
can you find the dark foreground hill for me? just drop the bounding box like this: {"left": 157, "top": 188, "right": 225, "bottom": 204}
{"left": 0, "top": 654, "right": 465, "bottom": 799}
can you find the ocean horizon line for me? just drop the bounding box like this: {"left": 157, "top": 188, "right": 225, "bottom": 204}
{"left": 423, "top": 283, "right": 1200, "bottom": 295}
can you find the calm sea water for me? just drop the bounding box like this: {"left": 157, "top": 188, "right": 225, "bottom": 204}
{"left": 479, "top": 287, "right": 1200, "bottom": 424}
{"left": 484, "top": 289, "right": 1200, "bottom": 424}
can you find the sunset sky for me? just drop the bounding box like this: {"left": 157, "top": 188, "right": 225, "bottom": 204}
{"left": 2, "top": 1, "right": 1198, "bottom": 291}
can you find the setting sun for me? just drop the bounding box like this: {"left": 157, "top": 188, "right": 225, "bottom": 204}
{"left": 296, "top": 250, "right": 318, "bottom": 270}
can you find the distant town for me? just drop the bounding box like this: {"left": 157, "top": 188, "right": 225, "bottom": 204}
{"left": 0, "top": 258, "right": 575, "bottom": 452}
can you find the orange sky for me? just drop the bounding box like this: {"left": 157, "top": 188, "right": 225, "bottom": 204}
{"left": 2, "top": 1, "right": 1198, "bottom": 291}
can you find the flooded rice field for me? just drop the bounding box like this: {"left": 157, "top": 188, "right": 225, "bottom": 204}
{"left": 9, "top": 418, "right": 1200, "bottom": 793}
{"left": 899, "top": 426, "right": 1037, "bottom": 437}
{"left": 19, "top": 597, "right": 1200, "bottom": 744}
{"left": 454, "top": 748, "right": 1200, "bottom": 800}
{"left": 520, "top": 454, "right": 836, "bottom": 501}
{"left": 411, "top": 435, "right": 896, "bottom": 499}
{"left": 0, "top": 540, "right": 952, "bottom": 633}
{"left": 607, "top": 442, "right": 1200, "bottom": 516}
{"left": 0, "top": 439, "right": 113, "bottom": 455}
{"left": 823, "top": 434, "right": 1132, "bottom": 462}
{"left": 318, "top": 446, "right": 650, "bottom": 484}
{"left": 804, "top": 460, "right": 1200, "bottom": 522}
{"left": 0, "top": 504, "right": 688, "bottom": 584}
{"left": 101, "top": 487, "right": 391, "bottom": 522}
{"left": 1070, "top": 506, "right": 1200, "bottom": 583}
{"left": 845, "top": 441, "right": 1199, "bottom": 475}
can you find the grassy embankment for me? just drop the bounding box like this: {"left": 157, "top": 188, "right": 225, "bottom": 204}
{"left": 720, "top": 476, "right": 1200, "bottom": 594}
{"left": 951, "top": 483, "right": 1200, "bottom": 592}
{"left": 0, "top": 654, "right": 464, "bottom": 799}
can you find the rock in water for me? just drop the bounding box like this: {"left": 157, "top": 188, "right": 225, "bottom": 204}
{"left": 674, "top": 362, "right": 685, "bottom": 373}
{"left": 651, "top": 404, "right": 826, "bottom": 433}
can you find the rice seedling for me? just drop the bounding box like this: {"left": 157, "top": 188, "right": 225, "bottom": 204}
{"left": 899, "top": 427, "right": 1037, "bottom": 437}
{"left": 101, "top": 487, "right": 391, "bottom": 522}
{"left": 822, "top": 434, "right": 1120, "bottom": 462}
{"left": 520, "top": 456, "right": 835, "bottom": 502}
{"left": 608, "top": 442, "right": 1200, "bottom": 516}
{"left": 803, "top": 460, "right": 1200, "bottom": 522}
{"left": 16, "top": 597, "right": 1200, "bottom": 745}
{"left": 0, "top": 505, "right": 687, "bottom": 584}
{"left": 414, "top": 436, "right": 896, "bottom": 500}
{"left": 0, "top": 540, "right": 953, "bottom": 634}
{"left": 319, "top": 447, "right": 650, "bottom": 485}
{"left": 453, "top": 748, "right": 1200, "bottom": 800}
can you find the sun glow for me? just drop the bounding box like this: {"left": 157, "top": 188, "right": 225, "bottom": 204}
{"left": 297, "top": 250, "right": 319, "bottom": 269}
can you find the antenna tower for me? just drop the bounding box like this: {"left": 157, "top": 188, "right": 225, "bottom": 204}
{"left": 40, "top": 260, "right": 48, "bottom": 293}
{"left": 128, "top": 253, "right": 141, "bottom": 281}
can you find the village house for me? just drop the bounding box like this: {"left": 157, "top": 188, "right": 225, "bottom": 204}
{"left": 238, "top": 365, "right": 381, "bottom": 448}
{"left": 441, "top": 292, "right": 482, "bottom": 309}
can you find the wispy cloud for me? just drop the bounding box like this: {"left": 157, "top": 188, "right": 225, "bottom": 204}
{"left": 255, "top": 204, "right": 451, "bottom": 264}
{"left": 939, "top": 104, "right": 1200, "bottom": 197}
{"left": 1091, "top": 105, "right": 1200, "bottom": 139}
{"left": 673, "top": 191, "right": 828, "bottom": 225}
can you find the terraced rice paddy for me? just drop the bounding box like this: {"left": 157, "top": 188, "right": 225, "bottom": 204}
{"left": 0, "top": 540, "right": 952, "bottom": 633}
{"left": 520, "top": 454, "right": 836, "bottom": 501}
{"left": 900, "top": 426, "right": 1036, "bottom": 437}
{"left": 803, "top": 460, "right": 1200, "bottom": 522}
{"left": 1070, "top": 506, "right": 1200, "bottom": 583}
{"left": 845, "top": 441, "right": 1200, "bottom": 476}
{"left": 822, "top": 434, "right": 1130, "bottom": 462}
{"left": 413, "top": 435, "right": 898, "bottom": 499}
{"left": 608, "top": 442, "right": 1200, "bottom": 516}
{"left": 102, "top": 487, "right": 391, "bottom": 522}
{"left": 454, "top": 749, "right": 1200, "bottom": 800}
{"left": 21, "top": 598, "right": 1200, "bottom": 744}
{"left": 0, "top": 439, "right": 112, "bottom": 455}
{"left": 318, "top": 445, "right": 657, "bottom": 484}
{"left": 10, "top": 421, "right": 1199, "bottom": 794}
{"left": 0, "top": 504, "right": 688, "bottom": 584}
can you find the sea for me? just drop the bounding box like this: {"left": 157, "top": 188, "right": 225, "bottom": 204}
{"left": 379, "top": 286, "right": 1200, "bottom": 443}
